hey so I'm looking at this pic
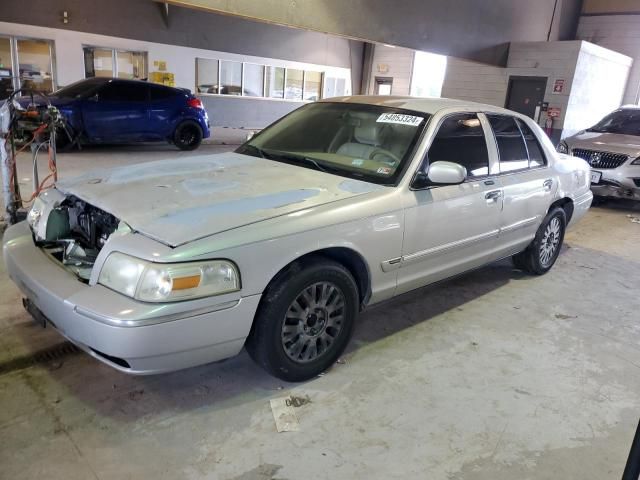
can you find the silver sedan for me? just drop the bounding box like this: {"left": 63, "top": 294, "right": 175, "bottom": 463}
{"left": 3, "top": 96, "right": 592, "bottom": 381}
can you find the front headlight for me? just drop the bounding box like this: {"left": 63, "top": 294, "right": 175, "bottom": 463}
{"left": 557, "top": 141, "right": 569, "bottom": 154}
{"left": 631, "top": 157, "right": 640, "bottom": 165}
{"left": 98, "top": 252, "right": 240, "bottom": 302}
{"left": 27, "top": 196, "right": 45, "bottom": 230}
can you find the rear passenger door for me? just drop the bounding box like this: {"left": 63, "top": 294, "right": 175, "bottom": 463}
{"left": 485, "top": 114, "right": 554, "bottom": 253}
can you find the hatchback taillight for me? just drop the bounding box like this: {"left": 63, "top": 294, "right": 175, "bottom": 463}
{"left": 187, "top": 97, "right": 204, "bottom": 109}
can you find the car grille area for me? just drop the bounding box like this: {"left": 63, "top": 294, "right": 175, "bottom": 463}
{"left": 571, "top": 148, "right": 628, "bottom": 169}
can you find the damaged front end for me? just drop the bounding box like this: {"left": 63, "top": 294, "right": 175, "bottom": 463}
{"left": 28, "top": 190, "right": 126, "bottom": 281}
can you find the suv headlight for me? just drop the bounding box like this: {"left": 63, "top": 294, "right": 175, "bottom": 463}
{"left": 632, "top": 157, "right": 640, "bottom": 165}
{"left": 98, "top": 252, "right": 240, "bottom": 302}
{"left": 557, "top": 141, "right": 569, "bottom": 154}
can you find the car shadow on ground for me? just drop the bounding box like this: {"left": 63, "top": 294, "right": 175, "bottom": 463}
{"left": 28, "top": 258, "right": 530, "bottom": 423}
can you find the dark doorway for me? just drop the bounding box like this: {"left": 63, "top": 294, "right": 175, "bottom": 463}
{"left": 505, "top": 76, "right": 547, "bottom": 120}
{"left": 374, "top": 76, "right": 393, "bottom": 95}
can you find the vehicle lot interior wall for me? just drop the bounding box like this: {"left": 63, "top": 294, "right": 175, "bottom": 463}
{"left": 440, "top": 40, "right": 629, "bottom": 141}
{"left": 0, "top": 21, "right": 351, "bottom": 129}
{"left": 563, "top": 41, "right": 632, "bottom": 137}
{"left": 151, "top": 0, "right": 582, "bottom": 66}
{"left": 577, "top": 15, "right": 640, "bottom": 105}
{"left": 0, "top": 0, "right": 361, "bottom": 75}
{"left": 440, "top": 58, "right": 508, "bottom": 107}
{"left": 366, "top": 45, "right": 416, "bottom": 95}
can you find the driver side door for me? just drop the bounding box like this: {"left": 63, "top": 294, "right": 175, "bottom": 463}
{"left": 395, "top": 112, "right": 504, "bottom": 295}
{"left": 81, "top": 81, "right": 150, "bottom": 142}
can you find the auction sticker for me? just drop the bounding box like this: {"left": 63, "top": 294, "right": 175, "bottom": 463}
{"left": 377, "top": 113, "right": 423, "bottom": 126}
{"left": 376, "top": 166, "right": 392, "bottom": 175}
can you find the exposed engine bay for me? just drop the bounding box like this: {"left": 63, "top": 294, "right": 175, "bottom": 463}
{"left": 36, "top": 196, "right": 120, "bottom": 281}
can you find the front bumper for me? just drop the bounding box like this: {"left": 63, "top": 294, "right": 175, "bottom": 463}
{"left": 591, "top": 167, "right": 640, "bottom": 200}
{"left": 2, "top": 222, "right": 260, "bottom": 374}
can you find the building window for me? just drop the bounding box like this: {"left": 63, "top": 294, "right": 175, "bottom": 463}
{"left": 243, "top": 63, "right": 264, "bottom": 97}
{"left": 304, "top": 71, "right": 322, "bottom": 101}
{"left": 219, "top": 60, "right": 242, "bottom": 95}
{"left": 285, "top": 68, "right": 303, "bottom": 100}
{"left": 410, "top": 51, "right": 447, "bottom": 98}
{"left": 0, "top": 37, "right": 14, "bottom": 99}
{"left": 83, "top": 47, "right": 147, "bottom": 80}
{"left": 117, "top": 51, "right": 147, "bottom": 80}
{"left": 266, "top": 66, "right": 285, "bottom": 99}
{"left": 0, "top": 36, "right": 56, "bottom": 99}
{"left": 194, "top": 57, "right": 341, "bottom": 102}
{"left": 324, "top": 76, "right": 347, "bottom": 98}
{"left": 196, "top": 58, "right": 219, "bottom": 94}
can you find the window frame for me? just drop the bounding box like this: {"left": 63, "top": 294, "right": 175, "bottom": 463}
{"left": 82, "top": 45, "right": 147, "bottom": 81}
{"left": 195, "top": 57, "right": 327, "bottom": 102}
{"left": 486, "top": 113, "right": 549, "bottom": 175}
{"left": 412, "top": 111, "right": 495, "bottom": 190}
{"left": 2, "top": 35, "right": 57, "bottom": 96}
{"left": 515, "top": 117, "right": 548, "bottom": 169}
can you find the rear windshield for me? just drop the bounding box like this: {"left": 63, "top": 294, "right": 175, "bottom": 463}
{"left": 236, "top": 102, "right": 428, "bottom": 185}
{"left": 588, "top": 110, "right": 640, "bottom": 136}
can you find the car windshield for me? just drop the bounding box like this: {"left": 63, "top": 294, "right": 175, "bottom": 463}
{"left": 236, "top": 102, "right": 429, "bottom": 185}
{"left": 587, "top": 110, "right": 640, "bottom": 136}
{"left": 52, "top": 78, "right": 107, "bottom": 99}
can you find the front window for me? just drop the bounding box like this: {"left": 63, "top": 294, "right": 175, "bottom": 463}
{"left": 236, "top": 102, "right": 428, "bottom": 185}
{"left": 588, "top": 110, "right": 640, "bottom": 136}
{"left": 51, "top": 78, "right": 107, "bottom": 99}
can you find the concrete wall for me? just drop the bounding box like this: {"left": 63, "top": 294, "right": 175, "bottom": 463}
{"left": 440, "top": 40, "right": 631, "bottom": 141}
{"left": 161, "top": 0, "right": 583, "bottom": 66}
{"left": 367, "top": 45, "right": 415, "bottom": 96}
{"left": 441, "top": 59, "right": 507, "bottom": 107}
{"left": 577, "top": 15, "right": 640, "bottom": 104}
{"left": 0, "top": 21, "right": 351, "bottom": 129}
{"left": 564, "top": 41, "right": 632, "bottom": 136}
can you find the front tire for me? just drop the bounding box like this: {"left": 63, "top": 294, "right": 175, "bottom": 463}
{"left": 512, "top": 207, "right": 566, "bottom": 275}
{"left": 173, "top": 121, "right": 203, "bottom": 151}
{"left": 247, "top": 258, "right": 359, "bottom": 382}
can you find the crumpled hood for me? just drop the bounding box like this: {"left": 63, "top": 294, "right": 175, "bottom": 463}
{"left": 567, "top": 131, "right": 640, "bottom": 158}
{"left": 56, "top": 152, "right": 384, "bottom": 247}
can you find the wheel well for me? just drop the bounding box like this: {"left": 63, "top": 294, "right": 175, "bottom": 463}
{"left": 266, "top": 248, "right": 372, "bottom": 308}
{"left": 549, "top": 197, "right": 574, "bottom": 223}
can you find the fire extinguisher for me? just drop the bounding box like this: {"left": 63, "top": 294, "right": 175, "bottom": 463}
{"left": 544, "top": 115, "right": 554, "bottom": 138}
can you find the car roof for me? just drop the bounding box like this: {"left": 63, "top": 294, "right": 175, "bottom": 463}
{"left": 320, "top": 95, "right": 515, "bottom": 116}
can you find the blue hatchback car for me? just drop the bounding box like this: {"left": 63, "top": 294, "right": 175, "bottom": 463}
{"left": 24, "top": 77, "right": 210, "bottom": 150}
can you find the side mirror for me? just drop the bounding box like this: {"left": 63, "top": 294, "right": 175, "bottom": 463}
{"left": 428, "top": 161, "right": 467, "bottom": 184}
{"left": 412, "top": 161, "right": 467, "bottom": 189}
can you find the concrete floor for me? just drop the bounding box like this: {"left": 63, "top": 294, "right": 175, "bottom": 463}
{"left": 1, "top": 144, "right": 640, "bottom": 479}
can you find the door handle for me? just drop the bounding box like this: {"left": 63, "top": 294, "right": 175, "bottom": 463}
{"left": 485, "top": 190, "right": 502, "bottom": 202}
{"left": 543, "top": 179, "right": 553, "bottom": 190}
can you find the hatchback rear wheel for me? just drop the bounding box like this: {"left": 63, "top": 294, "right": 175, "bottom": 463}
{"left": 174, "top": 121, "right": 203, "bottom": 151}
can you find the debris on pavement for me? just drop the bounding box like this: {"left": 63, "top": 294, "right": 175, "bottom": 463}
{"left": 627, "top": 215, "right": 640, "bottom": 224}
{"left": 270, "top": 397, "right": 300, "bottom": 432}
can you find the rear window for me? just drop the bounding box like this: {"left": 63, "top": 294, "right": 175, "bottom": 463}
{"left": 99, "top": 82, "right": 148, "bottom": 102}
{"left": 149, "top": 85, "right": 177, "bottom": 100}
{"left": 516, "top": 119, "right": 547, "bottom": 168}
{"left": 487, "top": 115, "right": 529, "bottom": 173}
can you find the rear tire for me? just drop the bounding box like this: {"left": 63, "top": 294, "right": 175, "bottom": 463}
{"left": 512, "top": 207, "right": 566, "bottom": 275}
{"left": 246, "top": 257, "right": 359, "bottom": 382}
{"left": 174, "top": 121, "right": 203, "bottom": 151}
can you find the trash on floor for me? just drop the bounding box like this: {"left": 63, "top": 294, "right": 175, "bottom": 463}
{"left": 270, "top": 397, "right": 300, "bottom": 432}
{"left": 626, "top": 215, "right": 640, "bottom": 224}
